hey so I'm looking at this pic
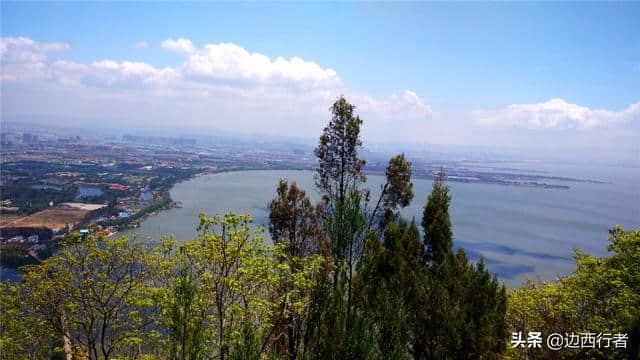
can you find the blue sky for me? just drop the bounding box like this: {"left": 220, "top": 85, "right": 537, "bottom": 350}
{"left": 3, "top": 2, "right": 638, "bottom": 108}
{"left": 1, "top": 2, "right": 639, "bottom": 156}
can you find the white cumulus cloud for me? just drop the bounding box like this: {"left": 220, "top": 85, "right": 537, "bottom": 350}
{"left": 49, "top": 59, "right": 179, "bottom": 90}
{"left": 134, "top": 41, "right": 149, "bottom": 49}
{"left": 161, "top": 38, "right": 195, "bottom": 54}
{"left": 1, "top": 36, "right": 434, "bottom": 140}
{"left": 357, "top": 90, "right": 432, "bottom": 119}
{"left": 473, "top": 98, "right": 640, "bottom": 130}
{"left": 346, "top": 90, "right": 434, "bottom": 141}
{"left": 0, "top": 36, "right": 69, "bottom": 63}
{"left": 0, "top": 37, "right": 69, "bottom": 81}
{"left": 176, "top": 41, "right": 341, "bottom": 89}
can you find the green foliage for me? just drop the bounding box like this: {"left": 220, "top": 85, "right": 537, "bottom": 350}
{"left": 302, "top": 269, "right": 379, "bottom": 360}
{"left": 400, "top": 166, "right": 507, "bottom": 359}
{"left": 327, "top": 188, "right": 367, "bottom": 266}
{"left": 0, "top": 183, "right": 78, "bottom": 214}
{"left": 1, "top": 232, "right": 166, "bottom": 360}
{"left": 314, "top": 95, "right": 366, "bottom": 206}
{"left": 230, "top": 323, "right": 261, "bottom": 360}
{"left": 357, "top": 219, "right": 422, "bottom": 360}
{"left": 422, "top": 169, "right": 453, "bottom": 264}
{"left": 358, "top": 213, "right": 507, "bottom": 360}
{"left": 165, "top": 268, "right": 206, "bottom": 360}
{"left": 306, "top": 97, "right": 506, "bottom": 360}
{"left": 451, "top": 253, "right": 508, "bottom": 358}
{"left": 268, "top": 180, "right": 326, "bottom": 258}
{"left": 173, "top": 213, "right": 277, "bottom": 359}
{"left": 266, "top": 180, "right": 328, "bottom": 359}
{"left": 507, "top": 226, "right": 640, "bottom": 360}
{"left": 154, "top": 213, "right": 325, "bottom": 360}
{"left": 374, "top": 153, "right": 414, "bottom": 229}
{"left": 0, "top": 282, "right": 59, "bottom": 360}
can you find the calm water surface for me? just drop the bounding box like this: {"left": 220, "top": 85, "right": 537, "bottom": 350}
{"left": 121, "top": 165, "right": 638, "bottom": 287}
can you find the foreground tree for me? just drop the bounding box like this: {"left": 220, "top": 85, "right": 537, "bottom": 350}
{"left": 0, "top": 282, "right": 60, "bottom": 360}
{"left": 174, "top": 213, "right": 275, "bottom": 360}
{"left": 357, "top": 218, "right": 424, "bottom": 359}
{"left": 422, "top": 169, "right": 453, "bottom": 264}
{"left": 314, "top": 96, "right": 367, "bottom": 207}
{"left": 369, "top": 154, "right": 414, "bottom": 230}
{"left": 310, "top": 96, "right": 415, "bottom": 326}
{"left": 307, "top": 96, "right": 505, "bottom": 360}
{"left": 267, "top": 180, "right": 327, "bottom": 359}
{"left": 268, "top": 180, "right": 326, "bottom": 258}
{"left": 161, "top": 265, "right": 207, "bottom": 360}
{"left": 9, "top": 233, "right": 165, "bottom": 360}
{"left": 313, "top": 96, "right": 414, "bottom": 229}
{"left": 326, "top": 188, "right": 367, "bottom": 325}
{"left": 162, "top": 213, "right": 323, "bottom": 360}
{"left": 410, "top": 171, "right": 507, "bottom": 359}
{"left": 1, "top": 214, "right": 325, "bottom": 360}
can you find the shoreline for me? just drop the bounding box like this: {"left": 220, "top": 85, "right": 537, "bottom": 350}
{"left": 116, "top": 165, "right": 599, "bottom": 236}
{"left": 131, "top": 165, "right": 602, "bottom": 231}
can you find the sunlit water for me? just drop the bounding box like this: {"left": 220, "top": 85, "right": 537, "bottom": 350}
{"left": 117, "top": 164, "right": 638, "bottom": 287}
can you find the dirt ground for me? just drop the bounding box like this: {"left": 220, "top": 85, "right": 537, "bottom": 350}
{"left": 0, "top": 208, "right": 90, "bottom": 230}
{"left": 0, "top": 214, "right": 25, "bottom": 228}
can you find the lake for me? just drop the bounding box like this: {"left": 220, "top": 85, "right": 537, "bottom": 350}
{"left": 122, "top": 165, "right": 638, "bottom": 287}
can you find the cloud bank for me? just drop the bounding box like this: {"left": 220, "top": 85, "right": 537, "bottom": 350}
{"left": 474, "top": 98, "right": 640, "bottom": 130}
{"left": 1, "top": 36, "right": 637, "bottom": 154}
{"left": 1, "top": 36, "right": 434, "bottom": 140}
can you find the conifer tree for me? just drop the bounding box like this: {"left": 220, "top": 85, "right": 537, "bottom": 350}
{"left": 422, "top": 169, "right": 453, "bottom": 265}
{"left": 357, "top": 218, "right": 424, "bottom": 359}
{"left": 414, "top": 170, "right": 507, "bottom": 359}
{"left": 370, "top": 154, "right": 414, "bottom": 230}
{"left": 268, "top": 180, "right": 326, "bottom": 258}
{"left": 267, "top": 180, "right": 326, "bottom": 359}
{"left": 314, "top": 96, "right": 366, "bottom": 207}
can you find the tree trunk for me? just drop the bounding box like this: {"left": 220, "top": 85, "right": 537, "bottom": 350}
{"left": 346, "top": 240, "right": 353, "bottom": 329}
{"left": 60, "top": 313, "right": 73, "bottom": 360}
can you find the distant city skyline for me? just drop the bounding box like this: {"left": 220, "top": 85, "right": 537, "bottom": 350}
{"left": 1, "top": 2, "right": 639, "bottom": 160}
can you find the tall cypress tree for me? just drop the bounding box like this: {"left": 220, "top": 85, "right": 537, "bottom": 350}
{"left": 422, "top": 169, "right": 453, "bottom": 265}
{"left": 357, "top": 218, "right": 424, "bottom": 359}
{"left": 314, "top": 96, "right": 366, "bottom": 207}
{"left": 414, "top": 169, "right": 507, "bottom": 359}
